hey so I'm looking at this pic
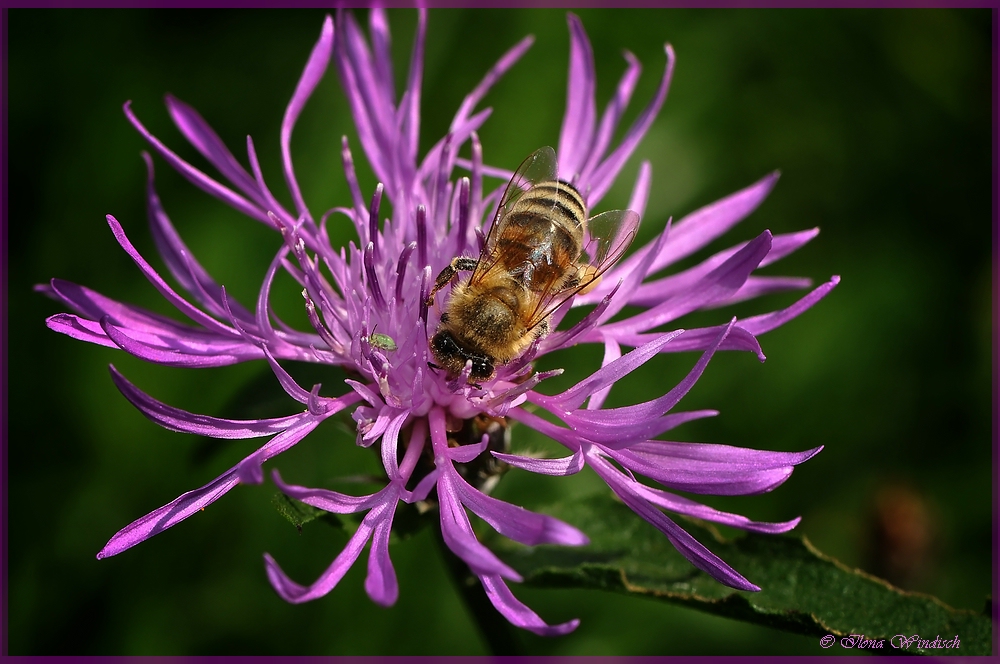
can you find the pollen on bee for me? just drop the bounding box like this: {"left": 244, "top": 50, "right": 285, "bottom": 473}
{"left": 576, "top": 264, "right": 602, "bottom": 295}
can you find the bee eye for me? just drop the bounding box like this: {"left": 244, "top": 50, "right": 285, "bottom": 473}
{"left": 473, "top": 358, "right": 494, "bottom": 380}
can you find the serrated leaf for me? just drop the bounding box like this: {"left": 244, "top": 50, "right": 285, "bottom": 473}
{"left": 487, "top": 494, "right": 991, "bottom": 655}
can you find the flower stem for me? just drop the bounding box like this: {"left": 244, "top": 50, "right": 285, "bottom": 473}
{"left": 433, "top": 526, "right": 524, "bottom": 655}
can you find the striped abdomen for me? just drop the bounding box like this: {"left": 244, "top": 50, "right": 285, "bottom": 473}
{"left": 494, "top": 180, "right": 587, "bottom": 292}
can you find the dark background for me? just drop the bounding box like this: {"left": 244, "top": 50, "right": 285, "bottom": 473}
{"left": 7, "top": 8, "right": 992, "bottom": 655}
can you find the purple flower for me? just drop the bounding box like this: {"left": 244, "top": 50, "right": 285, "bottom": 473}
{"left": 39, "top": 10, "right": 837, "bottom": 636}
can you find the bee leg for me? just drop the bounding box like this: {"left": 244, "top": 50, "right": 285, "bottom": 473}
{"left": 427, "top": 361, "right": 442, "bottom": 373}
{"left": 533, "top": 319, "right": 549, "bottom": 339}
{"left": 425, "top": 257, "right": 479, "bottom": 306}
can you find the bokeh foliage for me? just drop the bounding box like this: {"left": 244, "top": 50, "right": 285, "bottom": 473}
{"left": 8, "top": 8, "right": 992, "bottom": 655}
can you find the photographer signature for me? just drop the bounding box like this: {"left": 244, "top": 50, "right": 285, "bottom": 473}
{"left": 819, "top": 633, "right": 960, "bottom": 650}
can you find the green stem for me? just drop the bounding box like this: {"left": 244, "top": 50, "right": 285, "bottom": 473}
{"left": 433, "top": 526, "right": 524, "bottom": 655}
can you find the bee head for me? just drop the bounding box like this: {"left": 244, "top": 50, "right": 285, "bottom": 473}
{"left": 430, "top": 330, "right": 495, "bottom": 382}
{"left": 469, "top": 356, "right": 495, "bottom": 382}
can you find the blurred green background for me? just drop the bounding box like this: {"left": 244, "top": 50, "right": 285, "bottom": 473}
{"left": 8, "top": 8, "right": 992, "bottom": 655}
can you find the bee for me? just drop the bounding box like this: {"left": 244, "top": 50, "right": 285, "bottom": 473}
{"left": 425, "top": 146, "right": 639, "bottom": 383}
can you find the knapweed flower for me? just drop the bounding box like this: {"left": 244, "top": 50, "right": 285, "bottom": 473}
{"left": 39, "top": 10, "right": 838, "bottom": 636}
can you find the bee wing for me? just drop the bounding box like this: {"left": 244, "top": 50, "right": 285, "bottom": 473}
{"left": 471, "top": 147, "right": 558, "bottom": 286}
{"left": 524, "top": 207, "right": 640, "bottom": 331}
{"left": 581, "top": 208, "right": 641, "bottom": 269}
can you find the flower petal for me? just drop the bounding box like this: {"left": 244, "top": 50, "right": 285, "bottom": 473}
{"left": 365, "top": 501, "right": 400, "bottom": 606}
{"left": 610, "top": 172, "right": 779, "bottom": 285}
{"left": 100, "top": 316, "right": 262, "bottom": 367}
{"left": 739, "top": 276, "right": 841, "bottom": 336}
{"left": 586, "top": 43, "right": 675, "bottom": 206}
{"left": 281, "top": 14, "right": 334, "bottom": 220}
{"left": 558, "top": 13, "right": 597, "bottom": 179}
{"left": 124, "top": 101, "right": 270, "bottom": 226}
{"left": 634, "top": 483, "right": 802, "bottom": 534}
{"left": 109, "top": 365, "right": 307, "bottom": 439}
{"left": 705, "top": 276, "right": 814, "bottom": 309}
{"left": 164, "top": 95, "right": 265, "bottom": 207}
{"left": 271, "top": 469, "right": 390, "bottom": 514}
{"left": 106, "top": 215, "right": 240, "bottom": 337}
{"left": 264, "top": 520, "right": 372, "bottom": 603}
{"left": 602, "top": 323, "right": 764, "bottom": 361}
{"left": 452, "top": 467, "right": 589, "bottom": 547}
{"left": 588, "top": 453, "right": 759, "bottom": 591}
{"left": 601, "top": 232, "right": 772, "bottom": 336}
{"left": 43, "top": 313, "right": 118, "bottom": 349}
{"left": 437, "top": 471, "right": 522, "bottom": 581}
{"left": 579, "top": 50, "right": 642, "bottom": 183}
{"left": 96, "top": 416, "right": 321, "bottom": 559}
{"left": 143, "top": 152, "right": 257, "bottom": 324}
{"left": 480, "top": 574, "right": 580, "bottom": 636}
{"left": 608, "top": 443, "right": 822, "bottom": 495}
{"left": 492, "top": 449, "right": 585, "bottom": 476}
{"left": 551, "top": 329, "right": 685, "bottom": 411}
{"left": 97, "top": 470, "right": 240, "bottom": 559}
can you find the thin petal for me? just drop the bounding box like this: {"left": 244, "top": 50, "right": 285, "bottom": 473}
{"left": 236, "top": 419, "right": 321, "bottom": 485}
{"left": 106, "top": 215, "right": 239, "bottom": 337}
{"left": 739, "top": 276, "right": 841, "bottom": 336}
{"left": 705, "top": 276, "right": 814, "bottom": 309}
{"left": 365, "top": 503, "right": 399, "bottom": 606}
{"left": 449, "top": 35, "right": 534, "bottom": 138}
{"left": 628, "top": 439, "right": 823, "bottom": 467}
{"left": 399, "top": 9, "right": 426, "bottom": 163}
{"left": 124, "top": 101, "right": 270, "bottom": 226}
{"left": 572, "top": 410, "right": 719, "bottom": 449}
{"left": 587, "top": 337, "right": 622, "bottom": 410}
{"left": 272, "top": 470, "right": 390, "bottom": 514}
{"left": 109, "top": 365, "right": 306, "bottom": 438}
{"left": 624, "top": 228, "right": 819, "bottom": 308}
{"left": 281, "top": 14, "right": 334, "bottom": 220}
{"left": 601, "top": 232, "right": 772, "bottom": 337}
{"left": 634, "top": 484, "right": 802, "bottom": 534}
{"left": 600, "top": 323, "right": 764, "bottom": 361}
{"left": 264, "top": 517, "right": 372, "bottom": 603}
{"left": 607, "top": 443, "right": 822, "bottom": 495}
{"left": 586, "top": 43, "right": 675, "bottom": 206}
{"left": 480, "top": 574, "right": 580, "bottom": 637}
{"left": 611, "top": 172, "right": 779, "bottom": 282}
{"left": 437, "top": 471, "right": 522, "bottom": 581}
{"left": 44, "top": 313, "right": 118, "bottom": 349}
{"left": 452, "top": 467, "right": 588, "bottom": 546}
{"left": 552, "top": 329, "right": 685, "bottom": 411}
{"left": 100, "top": 316, "right": 262, "bottom": 367}
{"left": 143, "top": 152, "right": 255, "bottom": 324}
{"left": 491, "top": 449, "right": 584, "bottom": 477}
{"left": 558, "top": 13, "right": 596, "bottom": 178}
{"left": 164, "top": 95, "right": 264, "bottom": 206}
{"left": 97, "top": 470, "right": 240, "bottom": 559}
{"left": 579, "top": 50, "right": 642, "bottom": 183}
{"left": 588, "top": 453, "right": 759, "bottom": 591}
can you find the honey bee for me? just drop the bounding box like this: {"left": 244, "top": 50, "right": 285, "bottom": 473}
{"left": 425, "top": 146, "right": 639, "bottom": 383}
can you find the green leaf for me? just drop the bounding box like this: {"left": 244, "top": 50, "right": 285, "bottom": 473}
{"left": 487, "top": 494, "right": 991, "bottom": 655}
{"left": 272, "top": 492, "right": 343, "bottom": 533}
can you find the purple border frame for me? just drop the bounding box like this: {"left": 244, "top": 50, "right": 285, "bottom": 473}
{"left": 0, "top": 3, "right": 995, "bottom": 660}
